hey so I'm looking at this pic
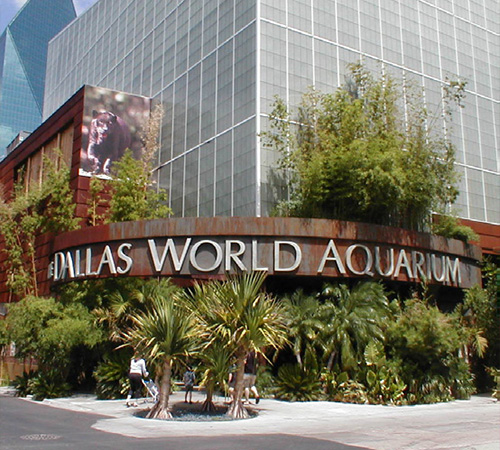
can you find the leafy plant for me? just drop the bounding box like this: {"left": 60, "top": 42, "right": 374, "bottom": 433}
{"left": 432, "top": 214, "right": 479, "bottom": 243}
{"left": 107, "top": 105, "right": 172, "bottom": 223}
{"left": 13, "top": 370, "right": 71, "bottom": 401}
{"left": 0, "top": 152, "right": 78, "bottom": 297}
{"left": 274, "top": 363, "right": 324, "bottom": 402}
{"left": 13, "top": 370, "right": 37, "bottom": 397}
{"left": 29, "top": 369, "right": 71, "bottom": 401}
{"left": 387, "top": 296, "right": 473, "bottom": 403}
{"left": 486, "top": 367, "right": 500, "bottom": 400}
{"left": 263, "top": 62, "right": 463, "bottom": 232}
{"left": 94, "top": 349, "right": 132, "bottom": 399}
{"left": 3, "top": 296, "right": 103, "bottom": 390}
{"left": 318, "top": 282, "right": 390, "bottom": 373}
{"left": 187, "top": 272, "right": 288, "bottom": 419}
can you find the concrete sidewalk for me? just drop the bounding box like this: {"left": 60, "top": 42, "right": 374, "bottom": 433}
{"left": 2, "top": 387, "right": 499, "bottom": 450}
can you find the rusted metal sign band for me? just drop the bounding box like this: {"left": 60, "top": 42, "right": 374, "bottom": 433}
{"left": 50, "top": 217, "right": 482, "bottom": 288}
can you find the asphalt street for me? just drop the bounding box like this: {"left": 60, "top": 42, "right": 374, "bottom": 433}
{"left": 0, "top": 395, "right": 365, "bottom": 450}
{"left": 0, "top": 387, "right": 499, "bottom": 450}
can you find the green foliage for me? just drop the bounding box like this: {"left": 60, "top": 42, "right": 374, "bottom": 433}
{"left": 455, "top": 263, "right": 500, "bottom": 391}
{"left": 107, "top": 150, "right": 171, "bottom": 222}
{"left": 188, "top": 272, "right": 288, "bottom": 418}
{"left": 107, "top": 106, "right": 172, "bottom": 223}
{"left": 13, "top": 370, "right": 37, "bottom": 397}
{"left": 94, "top": 349, "right": 132, "bottom": 399}
{"left": 13, "top": 370, "right": 71, "bottom": 401}
{"left": 263, "top": 63, "right": 462, "bottom": 231}
{"left": 29, "top": 369, "right": 72, "bottom": 401}
{"left": 281, "top": 289, "right": 324, "bottom": 367}
{"left": 386, "top": 296, "right": 474, "bottom": 403}
{"left": 121, "top": 280, "right": 197, "bottom": 365}
{"left": 4, "top": 296, "right": 102, "bottom": 375}
{"left": 318, "top": 282, "right": 391, "bottom": 373}
{"left": 87, "top": 176, "right": 107, "bottom": 226}
{"left": 120, "top": 279, "right": 198, "bottom": 418}
{"left": 432, "top": 214, "right": 479, "bottom": 243}
{"left": 255, "top": 365, "right": 276, "bottom": 398}
{"left": 0, "top": 152, "right": 78, "bottom": 297}
{"left": 274, "top": 363, "right": 324, "bottom": 402}
{"left": 486, "top": 367, "right": 500, "bottom": 400}
{"left": 197, "top": 339, "right": 232, "bottom": 399}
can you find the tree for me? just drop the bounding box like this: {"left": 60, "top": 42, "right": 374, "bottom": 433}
{"left": 318, "top": 282, "right": 391, "bottom": 373}
{"left": 0, "top": 152, "right": 78, "bottom": 297}
{"left": 197, "top": 339, "right": 232, "bottom": 412}
{"left": 263, "top": 63, "right": 463, "bottom": 232}
{"left": 3, "top": 296, "right": 102, "bottom": 383}
{"left": 121, "top": 279, "right": 198, "bottom": 419}
{"left": 281, "top": 289, "right": 324, "bottom": 367}
{"left": 188, "top": 272, "right": 288, "bottom": 419}
{"left": 386, "top": 295, "right": 474, "bottom": 402}
{"left": 107, "top": 105, "right": 172, "bottom": 223}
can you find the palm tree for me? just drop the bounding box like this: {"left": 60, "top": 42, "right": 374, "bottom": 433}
{"left": 121, "top": 279, "right": 198, "bottom": 419}
{"left": 319, "top": 282, "right": 390, "bottom": 373}
{"left": 281, "top": 289, "right": 324, "bottom": 367}
{"left": 197, "top": 339, "right": 232, "bottom": 412}
{"left": 189, "top": 272, "right": 288, "bottom": 419}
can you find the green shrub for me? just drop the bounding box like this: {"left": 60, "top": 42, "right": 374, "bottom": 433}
{"left": 274, "top": 364, "right": 324, "bottom": 401}
{"left": 362, "top": 366, "right": 407, "bottom": 405}
{"left": 255, "top": 366, "right": 276, "bottom": 398}
{"left": 94, "top": 350, "right": 131, "bottom": 400}
{"left": 432, "top": 214, "right": 479, "bottom": 243}
{"left": 13, "top": 370, "right": 37, "bottom": 397}
{"left": 30, "top": 370, "right": 71, "bottom": 401}
{"left": 486, "top": 367, "right": 500, "bottom": 400}
{"left": 13, "top": 370, "right": 70, "bottom": 400}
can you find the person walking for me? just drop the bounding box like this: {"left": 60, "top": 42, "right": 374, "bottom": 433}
{"left": 243, "top": 351, "right": 260, "bottom": 404}
{"left": 126, "top": 353, "right": 148, "bottom": 407}
{"left": 183, "top": 366, "right": 196, "bottom": 403}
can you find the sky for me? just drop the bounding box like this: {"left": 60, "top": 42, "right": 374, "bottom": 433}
{"left": 0, "top": 0, "right": 99, "bottom": 34}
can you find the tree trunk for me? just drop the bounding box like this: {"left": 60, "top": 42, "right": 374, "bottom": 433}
{"left": 295, "top": 350, "right": 302, "bottom": 367}
{"left": 227, "top": 350, "right": 248, "bottom": 419}
{"left": 202, "top": 385, "right": 216, "bottom": 412}
{"left": 327, "top": 350, "right": 336, "bottom": 371}
{"left": 147, "top": 358, "right": 172, "bottom": 419}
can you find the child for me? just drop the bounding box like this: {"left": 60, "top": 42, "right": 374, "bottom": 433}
{"left": 183, "top": 366, "right": 196, "bottom": 403}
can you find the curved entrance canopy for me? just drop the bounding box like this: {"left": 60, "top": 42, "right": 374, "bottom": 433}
{"left": 49, "top": 217, "right": 481, "bottom": 289}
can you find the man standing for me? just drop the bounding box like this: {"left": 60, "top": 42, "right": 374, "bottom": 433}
{"left": 243, "top": 351, "right": 260, "bottom": 404}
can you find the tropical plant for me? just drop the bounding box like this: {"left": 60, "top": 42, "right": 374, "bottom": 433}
{"left": 0, "top": 152, "right": 78, "bottom": 297}
{"left": 274, "top": 363, "right": 324, "bottom": 402}
{"left": 386, "top": 296, "right": 475, "bottom": 403}
{"left": 263, "top": 63, "right": 464, "bottom": 232}
{"left": 12, "top": 369, "right": 71, "bottom": 401}
{"left": 188, "top": 272, "right": 288, "bottom": 419}
{"left": 486, "top": 367, "right": 500, "bottom": 400}
{"left": 94, "top": 348, "right": 132, "bottom": 399}
{"left": 3, "top": 296, "right": 102, "bottom": 382}
{"left": 107, "top": 105, "right": 172, "bottom": 223}
{"left": 318, "top": 282, "right": 391, "bottom": 373}
{"left": 121, "top": 279, "right": 198, "bottom": 419}
{"left": 360, "top": 342, "right": 407, "bottom": 405}
{"left": 197, "top": 339, "right": 232, "bottom": 412}
{"left": 29, "top": 369, "right": 72, "bottom": 401}
{"left": 281, "top": 289, "right": 324, "bottom": 367}
{"left": 12, "top": 370, "right": 37, "bottom": 397}
{"left": 431, "top": 214, "right": 479, "bottom": 243}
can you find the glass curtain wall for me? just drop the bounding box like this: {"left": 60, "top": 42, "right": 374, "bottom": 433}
{"left": 44, "top": 0, "right": 498, "bottom": 223}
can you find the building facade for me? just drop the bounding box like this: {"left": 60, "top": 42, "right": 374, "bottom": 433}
{"left": 0, "top": 0, "right": 76, "bottom": 158}
{"left": 43, "top": 0, "right": 498, "bottom": 223}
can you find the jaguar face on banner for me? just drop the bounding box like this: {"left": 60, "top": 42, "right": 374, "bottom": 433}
{"left": 79, "top": 86, "right": 151, "bottom": 177}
